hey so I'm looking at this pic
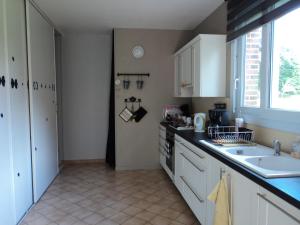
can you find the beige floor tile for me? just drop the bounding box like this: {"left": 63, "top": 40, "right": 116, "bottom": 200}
{"left": 159, "top": 209, "right": 181, "bottom": 220}
{"left": 99, "top": 207, "right": 119, "bottom": 218}
{"left": 176, "top": 213, "right": 196, "bottom": 225}
{"left": 122, "top": 217, "right": 146, "bottom": 225}
{"left": 55, "top": 215, "right": 79, "bottom": 225}
{"left": 82, "top": 213, "right": 105, "bottom": 225}
{"left": 71, "top": 208, "right": 94, "bottom": 220}
{"left": 22, "top": 164, "right": 199, "bottom": 225}
{"left": 96, "top": 219, "right": 119, "bottom": 225}
{"left": 110, "top": 212, "right": 130, "bottom": 224}
{"left": 122, "top": 206, "right": 143, "bottom": 216}
{"left": 150, "top": 215, "right": 172, "bottom": 225}
{"left": 135, "top": 210, "right": 156, "bottom": 221}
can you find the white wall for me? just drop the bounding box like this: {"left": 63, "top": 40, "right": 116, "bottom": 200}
{"left": 62, "top": 33, "right": 111, "bottom": 160}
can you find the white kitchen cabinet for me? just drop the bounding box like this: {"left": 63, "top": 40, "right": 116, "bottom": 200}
{"left": 26, "top": 1, "right": 58, "bottom": 202}
{"left": 175, "top": 135, "right": 208, "bottom": 225}
{"left": 180, "top": 47, "right": 193, "bottom": 87}
{"left": 257, "top": 187, "right": 300, "bottom": 225}
{"left": 230, "top": 170, "right": 259, "bottom": 225}
{"left": 206, "top": 157, "right": 230, "bottom": 225}
{"left": 174, "top": 34, "right": 226, "bottom": 98}
{"left": 5, "top": 0, "right": 33, "bottom": 222}
{"left": 0, "top": 0, "right": 15, "bottom": 224}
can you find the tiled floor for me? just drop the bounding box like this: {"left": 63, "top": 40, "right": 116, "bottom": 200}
{"left": 21, "top": 163, "right": 200, "bottom": 225}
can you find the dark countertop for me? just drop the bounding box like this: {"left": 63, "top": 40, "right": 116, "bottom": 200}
{"left": 160, "top": 122, "right": 300, "bottom": 209}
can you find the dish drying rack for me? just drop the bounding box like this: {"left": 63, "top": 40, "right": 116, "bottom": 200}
{"left": 208, "top": 126, "right": 255, "bottom": 146}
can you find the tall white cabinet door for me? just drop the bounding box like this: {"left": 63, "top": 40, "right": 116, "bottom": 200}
{"left": 0, "top": 0, "right": 15, "bottom": 224}
{"left": 257, "top": 189, "right": 300, "bottom": 225}
{"left": 180, "top": 47, "right": 192, "bottom": 87}
{"left": 26, "top": 1, "right": 58, "bottom": 202}
{"left": 5, "top": 0, "right": 33, "bottom": 221}
{"left": 230, "top": 170, "right": 259, "bottom": 225}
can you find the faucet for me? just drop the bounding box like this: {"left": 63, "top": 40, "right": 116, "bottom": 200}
{"left": 273, "top": 139, "right": 281, "bottom": 156}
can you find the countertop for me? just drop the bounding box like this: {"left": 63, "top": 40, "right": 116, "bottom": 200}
{"left": 160, "top": 122, "right": 300, "bottom": 209}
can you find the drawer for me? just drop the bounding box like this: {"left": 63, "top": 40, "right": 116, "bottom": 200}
{"left": 159, "top": 137, "right": 166, "bottom": 148}
{"left": 175, "top": 135, "right": 207, "bottom": 167}
{"left": 159, "top": 125, "right": 166, "bottom": 139}
{"left": 181, "top": 151, "right": 207, "bottom": 200}
{"left": 180, "top": 175, "right": 206, "bottom": 225}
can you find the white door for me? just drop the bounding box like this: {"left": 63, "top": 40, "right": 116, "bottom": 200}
{"left": 0, "top": 0, "right": 15, "bottom": 224}
{"left": 180, "top": 48, "right": 192, "bottom": 87}
{"left": 257, "top": 191, "right": 300, "bottom": 225}
{"left": 230, "top": 170, "right": 259, "bottom": 225}
{"left": 26, "top": 1, "right": 58, "bottom": 202}
{"left": 5, "top": 0, "right": 33, "bottom": 221}
{"left": 207, "top": 159, "right": 229, "bottom": 225}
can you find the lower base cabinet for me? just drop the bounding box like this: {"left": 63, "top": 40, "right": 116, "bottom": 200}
{"left": 230, "top": 170, "right": 259, "bottom": 225}
{"left": 174, "top": 134, "right": 300, "bottom": 225}
{"left": 257, "top": 188, "right": 300, "bottom": 225}
{"left": 175, "top": 136, "right": 208, "bottom": 225}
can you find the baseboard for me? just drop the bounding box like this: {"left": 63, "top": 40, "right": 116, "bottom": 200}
{"left": 62, "top": 159, "right": 105, "bottom": 165}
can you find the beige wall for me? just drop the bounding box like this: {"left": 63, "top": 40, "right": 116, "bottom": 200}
{"left": 114, "top": 29, "right": 192, "bottom": 170}
{"left": 192, "top": 2, "right": 300, "bottom": 153}
{"left": 193, "top": 3, "right": 227, "bottom": 36}
{"left": 62, "top": 33, "right": 111, "bottom": 160}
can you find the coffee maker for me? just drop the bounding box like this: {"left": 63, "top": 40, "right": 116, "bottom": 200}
{"left": 208, "top": 103, "right": 229, "bottom": 127}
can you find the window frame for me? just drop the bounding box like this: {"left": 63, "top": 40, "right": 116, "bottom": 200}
{"left": 232, "top": 18, "right": 300, "bottom": 134}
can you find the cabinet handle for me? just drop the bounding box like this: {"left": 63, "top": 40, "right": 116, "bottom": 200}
{"left": 257, "top": 193, "right": 300, "bottom": 224}
{"left": 180, "top": 153, "right": 205, "bottom": 173}
{"left": 180, "top": 143, "right": 205, "bottom": 159}
{"left": 220, "top": 168, "right": 226, "bottom": 180}
{"left": 180, "top": 176, "right": 204, "bottom": 203}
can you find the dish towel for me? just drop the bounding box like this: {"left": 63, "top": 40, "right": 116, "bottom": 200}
{"left": 208, "top": 174, "right": 232, "bottom": 225}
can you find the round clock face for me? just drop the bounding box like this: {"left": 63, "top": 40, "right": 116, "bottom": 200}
{"left": 132, "top": 46, "right": 144, "bottom": 59}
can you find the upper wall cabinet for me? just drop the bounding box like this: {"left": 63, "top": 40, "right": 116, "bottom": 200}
{"left": 174, "top": 34, "right": 226, "bottom": 98}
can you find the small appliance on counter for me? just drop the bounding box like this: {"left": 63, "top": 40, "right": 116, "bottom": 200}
{"left": 162, "top": 104, "right": 193, "bottom": 130}
{"left": 194, "top": 113, "right": 206, "bottom": 133}
{"left": 208, "top": 103, "right": 229, "bottom": 127}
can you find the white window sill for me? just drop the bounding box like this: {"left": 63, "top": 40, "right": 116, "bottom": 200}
{"left": 240, "top": 107, "right": 300, "bottom": 134}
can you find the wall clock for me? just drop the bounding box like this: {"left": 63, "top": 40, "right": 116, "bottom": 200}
{"left": 132, "top": 45, "right": 144, "bottom": 59}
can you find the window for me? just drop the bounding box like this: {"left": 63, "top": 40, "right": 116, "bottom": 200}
{"left": 271, "top": 9, "right": 300, "bottom": 111}
{"left": 232, "top": 7, "right": 300, "bottom": 133}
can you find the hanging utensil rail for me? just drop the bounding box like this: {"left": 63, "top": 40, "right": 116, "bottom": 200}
{"left": 117, "top": 73, "right": 150, "bottom": 77}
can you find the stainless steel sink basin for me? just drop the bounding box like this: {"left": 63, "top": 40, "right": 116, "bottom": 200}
{"left": 225, "top": 147, "right": 274, "bottom": 156}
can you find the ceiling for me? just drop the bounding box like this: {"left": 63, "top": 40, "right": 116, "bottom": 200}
{"left": 33, "top": 0, "right": 224, "bottom": 33}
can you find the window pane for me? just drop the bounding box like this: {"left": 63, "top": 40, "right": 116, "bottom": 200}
{"left": 271, "top": 8, "right": 300, "bottom": 111}
{"left": 243, "top": 27, "right": 262, "bottom": 108}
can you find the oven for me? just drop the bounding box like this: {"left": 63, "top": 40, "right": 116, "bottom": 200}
{"left": 165, "top": 129, "right": 175, "bottom": 174}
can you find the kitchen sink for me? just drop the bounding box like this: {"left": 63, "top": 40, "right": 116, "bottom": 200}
{"left": 243, "top": 156, "right": 300, "bottom": 178}
{"left": 200, "top": 140, "right": 300, "bottom": 178}
{"left": 225, "top": 147, "right": 274, "bottom": 156}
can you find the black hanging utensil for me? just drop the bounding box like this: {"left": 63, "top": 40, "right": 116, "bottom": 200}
{"left": 134, "top": 99, "right": 147, "bottom": 122}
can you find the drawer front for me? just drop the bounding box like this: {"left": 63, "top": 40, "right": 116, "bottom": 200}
{"left": 177, "top": 139, "right": 207, "bottom": 167}
{"left": 159, "top": 125, "right": 166, "bottom": 139}
{"left": 160, "top": 148, "right": 166, "bottom": 167}
{"left": 181, "top": 151, "right": 207, "bottom": 200}
{"left": 159, "top": 137, "right": 166, "bottom": 148}
{"left": 181, "top": 175, "right": 206, "bottom": 225}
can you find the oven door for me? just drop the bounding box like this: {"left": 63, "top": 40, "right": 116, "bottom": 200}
{"left": 165, "top": 141, "right": 174, "bottom": 174}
